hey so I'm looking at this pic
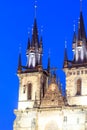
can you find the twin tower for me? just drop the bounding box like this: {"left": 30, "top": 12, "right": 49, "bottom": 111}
{"left": 13, "top": 3, "right": 87, "bottom": 130}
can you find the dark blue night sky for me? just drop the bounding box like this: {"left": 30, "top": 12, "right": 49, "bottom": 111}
{"left": 0, "top": 0, "right": 87, "bottom": 130}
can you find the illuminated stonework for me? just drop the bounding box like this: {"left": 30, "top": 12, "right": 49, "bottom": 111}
{"left": 13, "top": 2, "right": 87, "bottom": 130}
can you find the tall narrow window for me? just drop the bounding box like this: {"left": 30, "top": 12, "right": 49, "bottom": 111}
{"left": 76, "top": 79, "right": 81, "bottom": 95}
{"left": 27, "top": 83, "right": 32, "bottom": 100}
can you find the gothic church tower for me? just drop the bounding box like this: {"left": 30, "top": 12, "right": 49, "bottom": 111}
{"left": 13, "top": 1, "right": 87, "bottom": 130}
{"left": 17, "top": 18, "right": 48, "bottom": 110}
{"left": 63, "top": 7, "right": 87, "bottom": 105}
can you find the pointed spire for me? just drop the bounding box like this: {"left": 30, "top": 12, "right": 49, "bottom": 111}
{"left": 26, "top": 29, "right": 31, "bottom": 55}
{"left": 17, "top": 50, "right": 22, "bottom": 74}
{"left": 31, "top": 1, "right": 39, "bottom": 48}
{"left": 78, "top": 2, "right": 86, "bottom": 44}
{"left": 47, "top": 57, "right": 50, "bottom": 73}
{"left": 27, "top": 37, "right": 31, "bottom": 50}
{"left": 72, "top": 23, "right": 77, "bottom": 44}
{"left": 26, "top": 37, "right": 31, "bottom": 56}
{"left": 47, "top": 49, "right": 51, "bottom": 73}
{"left": 39, "top": 26, "right": 43, "bottom": 52}
{"left": 73, "top": 32, "right": 77, "bottom": 44}
{"left": 31, "top": 18, "right": 39, "bottom": 48}
{"left": 72, "top": 23, "right": 77, "bottom": 50}
{"left": 64, "top": 41, "right": 68, "bottom": 61}
{"left": 39, "top": 36, "right": 43, "bottom": 48}
{"left": 63, "top": 41, "right": 68, "bottom": 68}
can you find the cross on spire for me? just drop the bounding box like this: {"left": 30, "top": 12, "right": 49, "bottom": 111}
{"left": 41, "top": 25, "right": 43, "bottom": 35}
{"left": 34, "top": 0, "right": 37, "bottom": 18}
{"left": 19, "top": 43, "right": 22, "bottom": 53}
{"left": 73, "top": 21, "right": 76, "bottom": 32}
{"left": 28, "top": 27, "right": 30, "bottom": 37}
{"left": 65, "top": 40, "right": 67, "bottom": 48}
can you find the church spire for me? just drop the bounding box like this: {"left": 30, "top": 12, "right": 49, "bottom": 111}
{"left": 26, "top": 37, "right": 31, "bottom": 55}
{"left": 31, "top": 1, "right": 39, "bottom": 48}
{"left": 77, "top": 1, "right": 86, "bottom": 45}
{"left": 47, "top": 50, "right": 51, "bottom": 73}
{"left": 72, "top": 23, "right": 77, "bottom": 50}
{"left": 63, "top": 41, "right": 68, "bottom": 68}
{"left": 47, "top": 56, "right": 50, "bottom": 73}
{"left": 39, "top": 36, "right": 43, "bottom": 48}
{"left": 25, "top": 1, "right": 43, "bottom": 69}
{"left": 17, "top": 50, "right": 22, "bottom": 74}
{"left": 73, "top": 31, "right": 76, "bottom": 44}
{"left": 31, "top": 18, "right": 39, "bottom": 48}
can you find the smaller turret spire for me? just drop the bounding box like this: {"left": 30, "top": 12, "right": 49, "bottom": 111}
{"left": 39, "top": 26, "right": 43, "bottom": 50}
{"left": 26, "top": 37, "right": 31, "bottom": 55}
{"left": 73, "top": 22, "right": 76, "bottom": 32}
{"left": 73, "top": 30, "right": 76, "bottom": 43}
{"left": 72, "top": 22, "right": 77, "bottom": 49}
{"left": 64, "top": 41, "right": 68, "bottom": 61}
{"left": 17, "top": 45, "right": 22, "bottom": 73}
{"left": 63, "top": 41, "right": 68, "bottom": 68}
{"left": 47, "top": 49, "right": 51, "bottom": 73}
{"left": 39, "top": 36, "right": 43, "bottom": 48}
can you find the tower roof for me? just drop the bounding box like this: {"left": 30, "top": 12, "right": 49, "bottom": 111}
{"left": 39, "top": 36, "right": 43, "bottom": 48}
{"left": 63, "top": 43, "right": 68, "bottom": 68}
{"left": 73, "top": 31, "right": 77, "bottom": 43}
{"left": 17, "top": 52, "right": 22, "bottom": 73}
{"left": 78, "top": 11, "right": 86, "bottom": 42}
{"left": 31, "top": 18, "right": 39, "bottom": 48}
{"left": 27, "top": 37, "right": 31, "bottom": 50}
{"left": 26, "top": 37, "right": 31, "bottom": 56}
{"left": 47, "top": 56, "right": 50, "bottom": 73}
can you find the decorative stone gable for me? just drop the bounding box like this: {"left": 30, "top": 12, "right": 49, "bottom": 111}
{"left": 40, "top": 81, "right": 65, "bottom": 108}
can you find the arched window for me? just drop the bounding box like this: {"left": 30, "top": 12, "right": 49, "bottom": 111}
{"left": 76, "top": 79, "right": 81, "bottom": 95}
{"left": 27, "top": 83, "right": 32, "bottom": 100}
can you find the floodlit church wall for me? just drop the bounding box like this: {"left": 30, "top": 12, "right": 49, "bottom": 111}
{"left": 38, "top": 110, "right": 63, "bottom": 130}
{"left": 13, "top": 1, "right": 87, "bottom": 130}
{"left": 37, "top": 108, "right": 86, "bottom": 130}
{"left": 13, "top": 110, "right": 37, "bottom": 130}
{"left": 18, "top": 73, "right": 43, "bottom": 110}
{"left": 66, "top": 68, "right": 87, "bottom": 96}
{"left": 63, "top": 108, "right": 86, "bottom": 130}
{"left": 65, "top": 67, "right": 87, "bottom": 105}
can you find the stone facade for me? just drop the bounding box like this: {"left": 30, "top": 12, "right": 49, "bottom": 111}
{"left": 13, "top": 2, "right": 87, "bottom": 130}
{"left": 64, "top": 67, "right": 87, "bottom": 105}
{"left": 13, "top": 107, "right": 87, "bottom": 130}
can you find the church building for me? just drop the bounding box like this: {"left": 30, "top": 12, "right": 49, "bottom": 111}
{"left": 13, "top": 2, "right": 87, "bottom": 130}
